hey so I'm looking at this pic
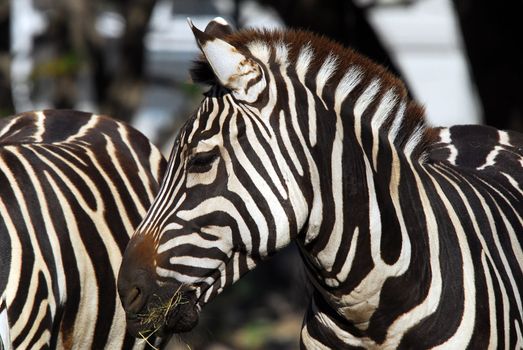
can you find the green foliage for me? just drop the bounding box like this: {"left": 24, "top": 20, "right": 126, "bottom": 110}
{"left": 180, "top": 81, "right": 203, "bottom": 99}
{"left": 31, "top": 52, "right": 83, "bottom": 80}
{"left": 0, "top": 108, "right": 13, "bottom": 118}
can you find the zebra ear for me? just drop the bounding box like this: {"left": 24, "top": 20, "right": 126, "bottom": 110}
{"left": 203, "top": 17, "right": 234, "bottom": 39}
{"left": 188, "top": 18, "right": 264, "bottom": 102}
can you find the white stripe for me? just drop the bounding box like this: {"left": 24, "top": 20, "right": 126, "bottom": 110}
{"left": 334, "top": 67, "right": 363, "bottom": 115}
{"left": 247, "top": 41, "right": 271, "bottom": 64}
{"left": 203, "top": 99, "right": 220, "bottom": 132}
{"left": 388, "top": 100, "right": 406, "bottom": 143}
{"left": 354, "top": 79, "right": 380, "bottom": 145}
{"left": 477, "top": 192, "right": 523, "bottom": 322}
{"left": 263, "top": 59, "right": 311, "bottom": 243}
{"left": 502, "top": 172, "right": 523, "bottom": 197}
{"left": 278, "top": 110, "right": 303, "bottom": 177}
{"left": 0, "top": 201, "right": 19, "bottom": 349}
{"left": 64, "top": 114, "right": 98, "bottom": 143}
{"left": 371, "top": 90, "right": 397, "bottom": 169}
{"left": 498, "top": 130, "right": 511, "bottom": 146}
{"left": 187, "top": 110, "right": 201, "bottom": 143}
{"left": 170, "top": 256, "right": 223, "bottom": 270}
{"left": 0, "top": 115, "right": 22, "bottom": 140}
{"left": 148, "top": 143, "right": 165, "bottom": 193}
{"left": 315, "top": 53, "right": 338, "bottom": 109}
{"left": 403, "top": 123, "right": 424, "bottom": 157}
{"left": 274, "top": 41, "right": 288, "bottom": 65}
{"left": 332, "top": 227, "right": 359, "bottom": 284}
{"left": 158, "top": 232, "right": 229, "bottom": 255}
{"left": 295, "top": 44, "right": 319, "bottom": 146}
{"left": 477, "top": 145, "right": 502, "bottom": 170}
{"left": 515, "top": 320, "right": 523, "bottom": 349}
{"left": 481, "top": 251, "right": 498, "bottom": 349}
{"left": 33, "top": 111, "right": 46, "bottom": 142}
{"left": 0, "top": 295, "right": 10, "bottom": 350}
{"left": 296, "top": 44, "right": 313, "bottom": 82}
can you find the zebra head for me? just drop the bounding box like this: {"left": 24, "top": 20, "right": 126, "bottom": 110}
{"left": 118, "top": 18, "right": 310, "bottom": 336}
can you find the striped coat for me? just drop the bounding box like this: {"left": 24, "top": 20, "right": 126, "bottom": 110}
{"left": 118, "top": 19, "right": 523, "bottom": 348}
{"left": 0, "top": 110, "right": 165, "bottom": 349}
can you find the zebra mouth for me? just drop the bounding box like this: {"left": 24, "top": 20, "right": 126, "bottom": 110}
{"left": 164, "top": 298, "right": 199, "bottom": 333}
{"left": 127, "top": 253, "right": 240, "bottom": 338}
{"left": 125, "top": 288, "right": 200, "bottom": 338}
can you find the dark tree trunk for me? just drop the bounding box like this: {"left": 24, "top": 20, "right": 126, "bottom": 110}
{"left": 0, "top": 1, "right": 14, "bottom": 116}
{"left": 255, "top": 0, "right": 411, "bottom": 93}
{"left": 32, "top": 0, "right": 155, "bottom": 122}
{"left": 452, "top": 0, "right": 523, "bottom": 131}
{"left": 102, "top": 0, "right": 157, "bottom": 122}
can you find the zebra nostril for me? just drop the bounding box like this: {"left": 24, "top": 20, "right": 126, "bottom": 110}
{"left": 124, "top": 286, "right": 144, "bottom": 314}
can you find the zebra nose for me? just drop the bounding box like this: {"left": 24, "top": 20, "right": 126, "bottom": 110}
{"left": 118, "top": 259, "right": 154, "bottom": 315}
{"left": 122, "top": 285, "right": 144, "bottom": 314}
{"left": 118, "top": 268, "right": 152, "bottom": 315}
{"left": 118, "top": 233, "right": 157, "bottom": 313}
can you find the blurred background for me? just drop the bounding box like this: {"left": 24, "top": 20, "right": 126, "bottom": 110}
{"left": 1, "top": 0, "right": 522, "bottom": 349}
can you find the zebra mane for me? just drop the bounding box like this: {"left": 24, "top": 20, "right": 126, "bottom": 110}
{"left": 191, "top": 28, "right": 439, "bottom": 160}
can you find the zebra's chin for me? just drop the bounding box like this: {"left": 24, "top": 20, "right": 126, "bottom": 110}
{"left": 124, "top": 289, "right": 200, "bottom": 338}
{"left": 164, "top": 299, "right": 200, "bottom": 334}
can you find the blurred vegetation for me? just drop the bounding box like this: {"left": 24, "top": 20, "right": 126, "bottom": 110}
{"left": 30, "top": 52, "right": 83, "bottom": 79}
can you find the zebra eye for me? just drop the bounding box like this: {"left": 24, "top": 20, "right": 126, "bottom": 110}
{"left": 187, "top": 152, "right": 218, "bottom": 171}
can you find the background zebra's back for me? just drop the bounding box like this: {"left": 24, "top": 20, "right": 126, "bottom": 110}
{"left": 0, "top": 110, "right": 166, "bottom": 349}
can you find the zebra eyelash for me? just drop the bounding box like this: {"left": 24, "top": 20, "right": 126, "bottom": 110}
{"left": 187, "top": 151, "right": 219, "bottom": 171}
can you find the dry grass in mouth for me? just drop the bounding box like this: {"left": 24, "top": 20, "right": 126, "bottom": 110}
{"left": 136, "top": 284, "right": 189, "bottom": 349}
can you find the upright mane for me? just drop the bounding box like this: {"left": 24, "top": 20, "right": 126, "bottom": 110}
{"left": 191, "top": 28, "right": 439, "bottom": 161}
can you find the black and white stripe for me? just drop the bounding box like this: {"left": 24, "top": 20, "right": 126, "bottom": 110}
{"left": 0, "top": 110, "right": 166, "bottom": 349}
{"left": 118, "top": 18, "right": 523, "bottom": 348}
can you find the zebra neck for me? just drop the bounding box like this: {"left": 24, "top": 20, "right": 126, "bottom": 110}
{"left": 296, "top": 81, "right": 434, "bottom": 331}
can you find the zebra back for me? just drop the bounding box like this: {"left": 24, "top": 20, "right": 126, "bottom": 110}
{"left": 0, "top": 110, "right": 166, "bottom": 349}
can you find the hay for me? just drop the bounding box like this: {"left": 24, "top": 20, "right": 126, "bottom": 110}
{"left": 136, "top": 284, "right": 188, "bottom": 349}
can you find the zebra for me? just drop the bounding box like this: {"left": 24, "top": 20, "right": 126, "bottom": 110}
{"left": 118, "top": 18, "right": 523, "bottom": 348}
{"left": 0, "top": 110, "right": 166, "bottom": 349}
